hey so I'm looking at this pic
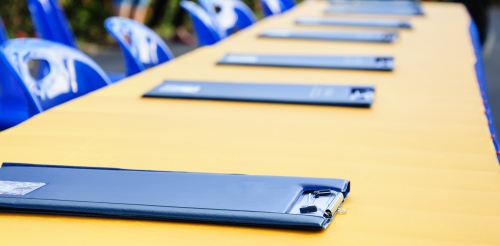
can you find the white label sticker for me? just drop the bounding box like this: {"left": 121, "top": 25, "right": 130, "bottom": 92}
{"left": 309, "top": 86, "right": 335, "bottom": 98}
{"left": 0, "top": 181, "right": 46, "bottom": 196}
{"left": 159, "top": 85, "right": 201, "bottom": 94}
{"left": 224, "top": 55, "right": 259, "bottom": 64}
{"left": 265, "top": 29, "right": 292, "bottom": 37}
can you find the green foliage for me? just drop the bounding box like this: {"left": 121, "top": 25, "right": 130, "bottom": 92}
{"left": 0, "top": 0, "right": 114, "bottom": 43}
{"left": 0, "top": 0, "right": 33, "bottom": 38}
{"left": 60, "top": 0, "right": 114, "bottom": 43}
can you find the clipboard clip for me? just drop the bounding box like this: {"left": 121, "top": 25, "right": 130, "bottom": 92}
{"left": 294, "top": 189, "right": 346, "bottom": 218}
{"left": 350, "top": 88, "right": 374, "bottom": 101}
{"left": 300, "top": 189, "right": 333, "bottom": 213}
{"left": 313, "top": 189, "right": 332, "bottom": 198}
{"left": 375, "top": 57, "right": 393, "bottom": 68}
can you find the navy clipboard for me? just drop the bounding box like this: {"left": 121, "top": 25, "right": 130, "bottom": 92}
{"left": 328, "top": 0, "right": 421, "bottom": 7}
{"left": 217, "top": 53, "right": 394, "bottom": 71}
{"left": 295, "top": 17, "right": 412, "bottom": 29}
{"left": 259, "top": 29, "right": 398, "bottom": 43}
{"left": 325, "top": 3, "right": 424, "bottom": 16}
{"left": 0, "top": 163, "right": 350, "bottom": 230}
{"left": 143, "top": 81, "right": 375, "bottom": 107}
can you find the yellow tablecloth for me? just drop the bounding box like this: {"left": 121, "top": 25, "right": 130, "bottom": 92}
{"left": 1, "top": 1, "right": 499, "bottom": 245}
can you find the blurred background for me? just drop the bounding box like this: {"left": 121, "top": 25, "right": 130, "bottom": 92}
{"left": 2, "top": 0, "right": 497, "bottom": 46}
{"left": 1, "top": 0, "right": 261, "bottom": 44}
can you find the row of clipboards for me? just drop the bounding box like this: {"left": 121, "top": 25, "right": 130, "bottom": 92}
{"left": 144, "top": 0, "right": 423, "bottom": 108}
{"left": 0, "top": 0, "right": 423, "bottom": 230}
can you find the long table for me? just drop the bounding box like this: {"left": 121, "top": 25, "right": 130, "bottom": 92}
{"left": 1, "top": 1, "right": 499, "bottom": 245}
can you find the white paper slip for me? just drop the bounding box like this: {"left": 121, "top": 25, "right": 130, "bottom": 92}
{"left": 0, "top": 181, "right": 46, "bottom": 196}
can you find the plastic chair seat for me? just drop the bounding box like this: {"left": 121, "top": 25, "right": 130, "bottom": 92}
{"left": 106, "top": 72, "right": 127, "bottom": 82}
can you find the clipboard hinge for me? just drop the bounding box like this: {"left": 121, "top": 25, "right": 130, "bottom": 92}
{"left": 296, "top": 190, "right": 345, "bottom": 218}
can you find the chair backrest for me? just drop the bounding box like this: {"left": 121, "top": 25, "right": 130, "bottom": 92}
{"left": 0, "top": 15, "right": 8, "bottom": 45}
{"left": 0, "top": 48, "right": 30, "bottom": 130}
{"left": 0, "top": 16, "right": 26, "bottom": 130}
{"left": 104, "top": 17, "right": 174, "bottom": 77}
{"left": 27, "top": 0, "right": 77, "bottom": 48}
{"left": 180, "top": 1, "right": 224, "bottom": 46}
{"left": 0, "top": 38, "right": 110, "bottom": 114}
{"left": 280, "top": 0, "right": 295, "bottom": 11}
{"left": 199, "top": 0, "right": 257, "bottom": 36}
{"left": 260, "top": 0, "right": 286, "bottom": 17}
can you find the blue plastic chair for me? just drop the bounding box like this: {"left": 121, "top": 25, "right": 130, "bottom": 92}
{"left": 104, "top": 17, "right": 174, "bottom": 77}
{"left": 280, "top": 0, "right": 295, "bottom": 11}
{"left": 0, "top": 15, "right": 8, "bottom": 45}
{"left": 0, "top": 38, "right": 111, "bottom": 130}
{"left": 27, "top": 0, "right": 125, "bottom": 82}
{"left": 180, "top": 1, "right": 225, "bottom": 46}
{"left": 27, "top": 0, "right": 77, "bottom": 48}
{"left": 0, "top": 17, "right": 25, "bottom": 130}
{"left": 260, "top": 0, "right": 286, "bottom": 16}
{"left": 199, "top": 0, "right": 257, "bottom": 36}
